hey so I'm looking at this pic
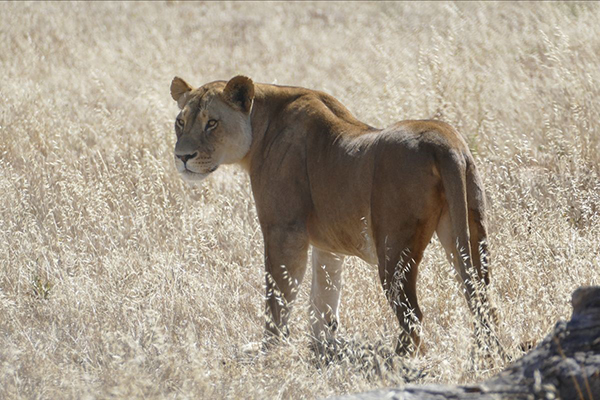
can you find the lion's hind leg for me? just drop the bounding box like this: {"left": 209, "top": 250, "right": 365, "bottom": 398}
{"left": 375, "top": 219, "right": 438, "bottom": 357}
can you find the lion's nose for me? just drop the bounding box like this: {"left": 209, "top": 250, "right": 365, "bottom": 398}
{"left": 177, "top": 152, "right": 198, "bottom": 163}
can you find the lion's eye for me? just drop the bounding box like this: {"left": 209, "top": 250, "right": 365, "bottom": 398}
{"left": 206, "top": 119, "right": 218, "bottom": 130}
{"left": 176, "top": 118, "right": 184, "bottom": 128}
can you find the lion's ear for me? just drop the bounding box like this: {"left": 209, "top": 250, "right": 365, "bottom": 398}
{"left": 222, "top": 76, "right": 254, "bottom": 113}
{"left": 170, "top": 76, "right": 194, "bottom": 109}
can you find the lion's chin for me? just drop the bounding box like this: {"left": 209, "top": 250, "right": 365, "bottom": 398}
{"left": 180, "top": 169, "right": 210, "bottom": 182}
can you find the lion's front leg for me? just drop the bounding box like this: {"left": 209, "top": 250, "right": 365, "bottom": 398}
{"left": 262, "top": 225, "right": 309, "bottom": 348}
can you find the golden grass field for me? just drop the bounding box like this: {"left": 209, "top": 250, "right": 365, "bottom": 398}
{"left": 1, "top": 2, "right": 599, "bottom": 399}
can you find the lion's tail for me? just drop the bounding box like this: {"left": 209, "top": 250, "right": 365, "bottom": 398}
{"left": 465, "top": 155, "right": 490, "bottom": 285}
{"left": 437, "top": 150, "right": 474, "bottom": 282}
{"left": 438, "top": 150, "right": 504, "bottom": 357}
{"left": 437, "top": 149, "right": 490, "bottom": 294}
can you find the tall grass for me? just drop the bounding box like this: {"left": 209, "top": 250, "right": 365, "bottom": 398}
{"left": 1, "top": 2, "right": 598, "bottom": 399}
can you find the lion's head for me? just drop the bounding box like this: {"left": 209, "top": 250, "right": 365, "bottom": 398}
{"left": 169, "top": 75, "right": 255, "bottom": 181}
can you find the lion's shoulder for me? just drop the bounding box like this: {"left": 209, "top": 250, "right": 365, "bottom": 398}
{"left": 255, "top": 84, "right": 373, "bottom": 133}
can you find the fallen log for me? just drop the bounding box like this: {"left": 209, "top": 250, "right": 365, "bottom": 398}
{"left": 333, "top": 286, "right": 600, "bottom": 400}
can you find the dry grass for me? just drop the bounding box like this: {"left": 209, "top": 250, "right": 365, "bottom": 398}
{"left": 1, "top": 2, "right": 599, "bottom": 399}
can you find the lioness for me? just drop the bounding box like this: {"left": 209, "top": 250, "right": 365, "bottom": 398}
{"left": 170, "top": 75, "right": 500, "bottom": 356}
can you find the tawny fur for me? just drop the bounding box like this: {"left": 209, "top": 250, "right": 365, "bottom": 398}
{"left": 170, "top": 76, "right": 499, "bottom": 356}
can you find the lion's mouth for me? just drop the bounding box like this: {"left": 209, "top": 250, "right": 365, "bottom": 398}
{"left": 177, "top": 163, "right": 219, "bottom": 182}
{"left": 175, "top": 155, "right": 219, "bottom": 180}
{"left": 184, "top": 165, "right": 218, "bottom": 174}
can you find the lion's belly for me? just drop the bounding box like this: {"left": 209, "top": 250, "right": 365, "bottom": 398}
{"left": 305, "top": 133, "right": 380, "bottom": 264}
{"left": 307, "top": 213, "right": 378, "bottom": 264}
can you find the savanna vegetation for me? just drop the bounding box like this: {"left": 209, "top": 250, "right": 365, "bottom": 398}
{"left": 1, "top": 2, "right": 598, "bottom": 399}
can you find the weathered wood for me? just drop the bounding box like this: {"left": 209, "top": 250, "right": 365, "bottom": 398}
{"left": 332, "top": 286, "right": 600, "bottom": 400}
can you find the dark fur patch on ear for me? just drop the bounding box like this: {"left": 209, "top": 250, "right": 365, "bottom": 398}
{"left": 223, "top": 76, "right": 255, "bottom": 113}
